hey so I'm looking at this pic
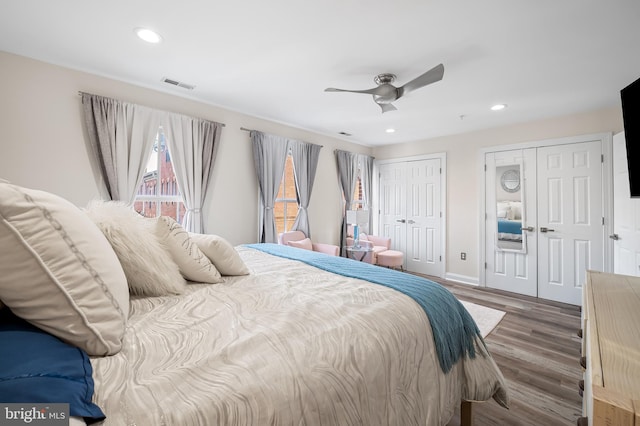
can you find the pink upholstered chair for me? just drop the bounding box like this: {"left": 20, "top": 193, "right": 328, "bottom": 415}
{"left": 346, "top": 233, "right": 391, "bottom": 265}
{"left": 278, "top": 230, "right": 340, "bottom": 256}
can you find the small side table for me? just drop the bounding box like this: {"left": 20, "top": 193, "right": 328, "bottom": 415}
{"left": 346, "top": 245, "right": 373, "bottom": 262}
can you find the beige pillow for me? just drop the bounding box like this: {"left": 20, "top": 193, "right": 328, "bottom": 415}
{"left": 154, "top": 217, "right": 222, "bottom": 283}
{"left": 188, "top": 233, "right": 250, "bottom": 276}
{"left": 84, "top": 200, "right": 186, "bottom": 297}
{"left": 0, "top": 182, "right": 129, "bottom": 356}
{"left": 287, "top": 238, "right": 313, "bottom": 251}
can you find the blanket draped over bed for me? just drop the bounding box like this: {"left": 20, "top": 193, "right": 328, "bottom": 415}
{"left": 90, "top": 245, "right": 508, "bottom": 425}
{"left": 246, "top": 243, "right": 481, "bottom": 373}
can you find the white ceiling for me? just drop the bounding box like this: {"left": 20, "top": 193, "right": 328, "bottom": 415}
{"left": 1, "top": 0, "right": 639, "bottom": 146}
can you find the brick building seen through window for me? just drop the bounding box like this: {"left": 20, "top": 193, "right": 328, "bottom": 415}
{"left": 134, "top": 128, "right": 186, "bottom": 221}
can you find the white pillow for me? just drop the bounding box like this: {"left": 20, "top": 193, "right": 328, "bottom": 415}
{"left": 84, "top": 200, "right": 186, "bottom": 297}
{"left": 496, "top": 207, "right": 510, "bottom": 219}
{"left": 510, "top": 201, "right": 522, "bottom": 220}
{"left": 0, "top": 182, "right": 129, "bottom": 356}
{"left": 189, "top": 233, "right": 250, "bottom": 276}
{"left": 154, "top": 217, "right": 222, "bottom": 283}
{"left": 287, "top": 238, "right": 313, "bottom": 251}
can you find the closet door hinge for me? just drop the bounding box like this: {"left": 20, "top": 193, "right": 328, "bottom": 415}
{"left": 484, "top": 164, "right": 487, "bottom": 171}
{"left": 601, "top": 154, "right": 604, "bottom": 163}
{"left": 439, "top": 256, "right": 442, "bottom": 261}
{"left": 602, "top": 217, "right": 605, "bottom": 225}
{"left": 484, "top": 262, "right": 487, "bottom": 269}
{"left": 439, "top": 168, "right": 442, "bottom": 174}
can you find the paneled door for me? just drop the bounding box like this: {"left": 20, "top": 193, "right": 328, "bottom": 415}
{"left": 379, "top": 162, "right": 407, "bottom": 253}
{"left": 485, "top": 149, "right": 537, "bottom": 297}
{"left": 612, "top": 132, "right": 640, "bottom": 276}
{"left": 537, "top": 141, "right": 603, "bottom": 305}
{"left": 379, "top": 158, "right": 443, "bottom": 277}
{"left": 485, "top": 140, "right": 604, "bottom": 305}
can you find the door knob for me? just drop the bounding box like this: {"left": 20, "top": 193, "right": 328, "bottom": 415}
{"left": 521, "top": 226, "right": 535, "bottom": 232}
{"left": 609, "top": 234, "right": 620, "bottom": 240}
{"left": 540, "top": 227, "right": 555, "bottom": 233}
{"left": 396, "top": 219, "right": 406, "bottom": 223}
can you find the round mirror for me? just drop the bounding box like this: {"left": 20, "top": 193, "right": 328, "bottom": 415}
{"left": 500, "top": 169, "right": 520, "bottom": 193}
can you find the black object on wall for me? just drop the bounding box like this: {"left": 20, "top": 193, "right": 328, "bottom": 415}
{"left": 621, "top": 76, "right": 640, "bottom": 198}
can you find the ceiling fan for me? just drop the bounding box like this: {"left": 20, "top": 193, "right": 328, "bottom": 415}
{"left": 325, "top": 63, "right": 444, "bottom": 113}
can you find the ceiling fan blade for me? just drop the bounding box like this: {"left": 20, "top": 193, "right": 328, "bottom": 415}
{"left": 379, "top": 103, "right": 397, "bottom": 113}
{"left": 324, "top": 87, "right": 384, "bottom": 95}
{"left": 399, "top": 63, "right": 445, "bottom": 97}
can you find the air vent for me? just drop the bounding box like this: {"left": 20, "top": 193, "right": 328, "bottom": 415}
{"left": 161, "top": 77, "right": 195, "bottom": 90}
{"left": 338, "top": 131, "right": 352, "bottom": 136}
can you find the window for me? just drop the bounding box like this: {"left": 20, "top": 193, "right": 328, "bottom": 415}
{"left": 352, "top": 175, "right": 364, "bottom": 211}
{"left": 134, "top": 127, "right": 186, "bottom": 221}
{"left": 274, "top": 153, "right": 299, "bottom": 234}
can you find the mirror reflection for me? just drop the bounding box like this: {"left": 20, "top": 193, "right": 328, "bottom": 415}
{"left": 496, "top": 164, "right": 525, "bottom": 252}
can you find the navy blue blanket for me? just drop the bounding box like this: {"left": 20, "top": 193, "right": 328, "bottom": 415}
{"left": 245, "top": 243, "right": 483, "bottom": 373}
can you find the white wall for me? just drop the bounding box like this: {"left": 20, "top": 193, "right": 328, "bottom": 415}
{"left": 372, "top": 108, "right": 624, "bottom": 281}
{"left": 0, "top": 50, "right": 625, "bottom": 282}
{"left": 0, "top": 51, "right": 370, "bottom": 246}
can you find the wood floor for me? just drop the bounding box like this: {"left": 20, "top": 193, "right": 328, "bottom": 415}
{"left": 424, "top": 277, "right": 584, "bottom": 426}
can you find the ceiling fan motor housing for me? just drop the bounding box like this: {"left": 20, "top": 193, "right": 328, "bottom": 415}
{"left": 372, "top": 83, "right": 400, "bottom": 104}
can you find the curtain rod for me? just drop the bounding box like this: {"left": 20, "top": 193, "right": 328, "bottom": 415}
{"left": 78, "top": 91, "right": 226, "bottom": 127}
{"left": 240, "top": 127, "right": 323, "bottom": 147}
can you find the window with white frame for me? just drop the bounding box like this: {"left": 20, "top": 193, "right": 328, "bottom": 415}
{"left": 274, "top": 152, "right": 299, "bottom": 234}
{"left": 133, "top": 127, "right": 186, "bottom": 221}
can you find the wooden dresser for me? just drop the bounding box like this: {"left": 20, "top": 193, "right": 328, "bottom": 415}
{"left": 581, "top": 270, "right": 640, "bottom": 425}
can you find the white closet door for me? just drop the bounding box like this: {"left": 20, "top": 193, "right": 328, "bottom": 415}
{"left": 378, "top": 158, "right": 444, "bottom": 276}
{"left": 537, "top": 141, "right": 603, "bottom": 305}
{"left": 378, "top": 163, "right": 407, "bottom": 252}
{"left": 485, "top": 149, "right": 537, "bottom": 297}
{"left": 405, "top": 159, "right": 442, "bottom": 276}
{"left": 612, "top": 132, "right": 640, "bottom": 276}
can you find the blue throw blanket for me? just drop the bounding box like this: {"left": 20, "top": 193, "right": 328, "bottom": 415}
{"left": 245, "top": 243, "right": 483, "bottom": 373}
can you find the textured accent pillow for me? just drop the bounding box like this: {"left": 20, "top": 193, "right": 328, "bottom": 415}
{"left": 0, "top": 182, "right": 129, "bottom": 356}
{"left": 287, "top": 238, "right": 313, "bottom": 251}
{"left": 84, "top": 200, "right": 186, "bottom": 297}
{"left": 189, "top": 233, "right": 250, "bottom": 276}
{"left": 154, "top": 217, "right": 222, "bottom": 283}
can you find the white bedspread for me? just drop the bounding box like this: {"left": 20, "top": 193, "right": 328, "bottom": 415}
{"left": 90, "top": 246, "right": 508, "bottom": 425}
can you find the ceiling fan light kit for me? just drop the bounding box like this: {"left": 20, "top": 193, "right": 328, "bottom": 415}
{"left": 325, "top": 63, "right": 444, "bottom": 113}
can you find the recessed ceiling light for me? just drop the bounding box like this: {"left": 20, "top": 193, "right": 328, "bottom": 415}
{"left": 491, "top": 104, "right": 507, "bottom": 111}
{"left": 385, "top": 128, "right": 396, "bottom": 133}
{"left": 135, "top": 28, "right": 162, "bottom": 44}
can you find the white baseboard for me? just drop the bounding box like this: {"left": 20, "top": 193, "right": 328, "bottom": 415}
{"left": 444, "top": 273, "right": 479, "bottom": 286}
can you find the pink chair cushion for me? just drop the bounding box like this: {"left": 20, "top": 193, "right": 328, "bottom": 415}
{"left": 279, "top": 231, "right": 340, "bottom": 256}
{"left": 376, "top": 250, "right": 404, "bottom": 268}
{"left": 287, "top": 238, "right": 313, "bottom": 251}
{"left": 279, "top": 230, "right": 307, "bottom": 246}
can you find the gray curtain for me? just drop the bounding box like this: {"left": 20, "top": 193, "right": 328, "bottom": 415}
{"left": 358, "top": 154, "right": 375, "bottom": 233}
{"left": 81, "top": 93, "right": 162, "bottom": 204}
{"left": 251, "top": 131, "right": 290, "bottom": 243}
{"left": 290, "top": 140, "right": 322, "bottom": 237}
{"left": 335, "top": 149, "right": 359, "bottom": 255}
{"left": 164, "top": 113, "right": 222, "bottom": 233}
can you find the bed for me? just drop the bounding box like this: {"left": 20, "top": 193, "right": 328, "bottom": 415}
{"left": 0, "top": 182, "right": 509, "bottom": 426}
{"left": 497, "top": 218, "right": 522, "bottom": 242}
